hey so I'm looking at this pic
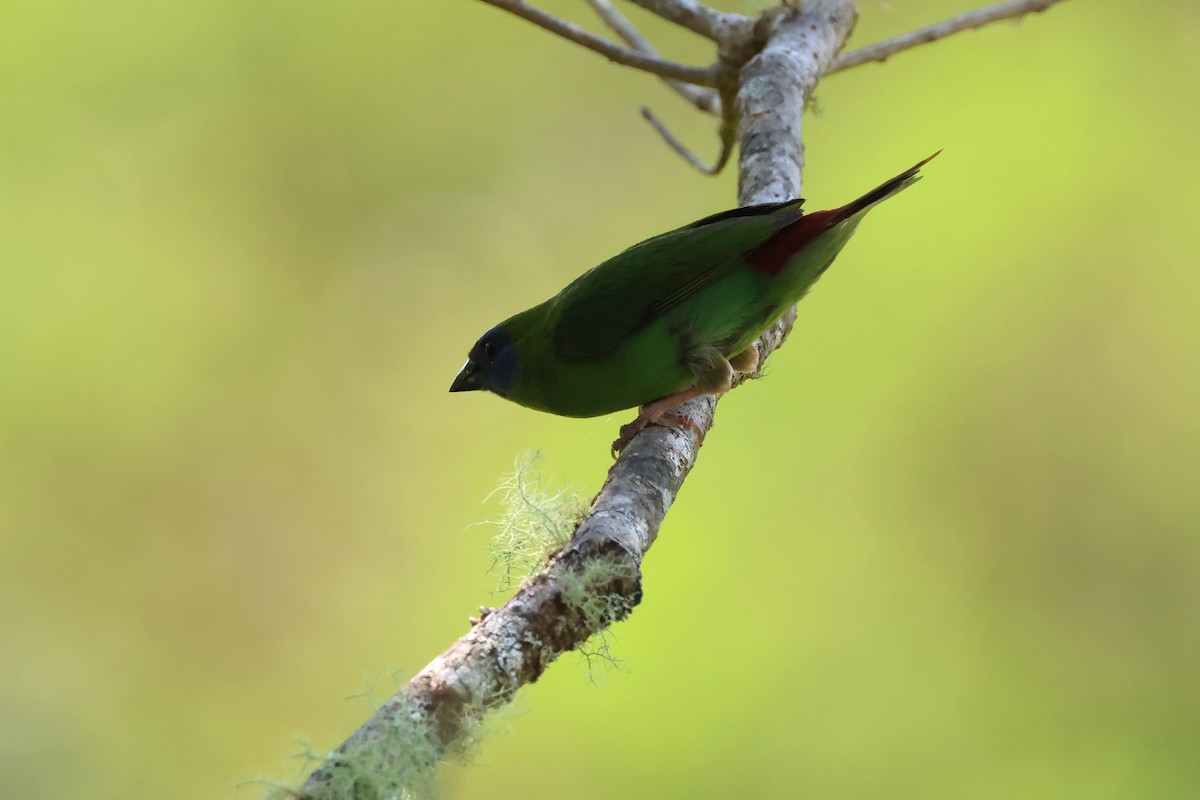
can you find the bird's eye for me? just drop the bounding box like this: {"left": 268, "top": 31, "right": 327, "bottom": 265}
{"left": 483, "top": 340, "right": 499, "bottom": 359}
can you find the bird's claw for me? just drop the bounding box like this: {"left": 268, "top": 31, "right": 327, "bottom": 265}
{"left": 610, "top": 411, "right": 705, "bottom": 458}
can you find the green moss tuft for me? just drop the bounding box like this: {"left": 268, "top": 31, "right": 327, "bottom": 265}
{"left": 484, "top": 450, "right": 586, "bottom": 591}
{"left": 559, "top": 556, "right": 637, "bottom": 682}
{"left": 266, "top": 676, "right": 504, "bottom": 800}
{"left": 481, "top": 452, "right": 635, "bottom": 681}
{"left": 559, "top": 557, "right": 636, "bottom": 629}
{"left": 270, "top": 696, "right": 455, "bottom": 800}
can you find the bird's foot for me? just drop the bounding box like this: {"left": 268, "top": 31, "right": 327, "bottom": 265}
{"left": 611, "top": 416, "right": 647, "bottom": 458}
{"left": 611, "top": 408, "right": 705, "bottom": 458}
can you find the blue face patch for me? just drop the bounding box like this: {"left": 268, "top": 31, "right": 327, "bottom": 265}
{"left": 488, "top": 342, "right": 518, "bottom": 392}
{"left": 472, "top": 327, "right": 519, "bottom": 393}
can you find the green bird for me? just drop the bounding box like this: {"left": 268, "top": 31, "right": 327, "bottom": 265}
{"left": 451, "top": 154, "right": 936, "bottom": 455}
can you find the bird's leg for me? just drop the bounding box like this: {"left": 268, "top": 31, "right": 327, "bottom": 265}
{"left": 612, "top": 345, "right": 733, "bottom": 457}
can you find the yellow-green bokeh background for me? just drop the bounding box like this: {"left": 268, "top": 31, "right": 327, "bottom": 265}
{"left": 3, "top": 0, "right": 1198, "bottom": 797}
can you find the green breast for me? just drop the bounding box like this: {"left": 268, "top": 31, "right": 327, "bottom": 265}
{"left": 508, "top": 319, "right": 695, "bottom": 417}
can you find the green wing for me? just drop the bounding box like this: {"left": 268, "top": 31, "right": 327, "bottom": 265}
{"left": 551, "top": 200, "right": 803, "bottom": 361}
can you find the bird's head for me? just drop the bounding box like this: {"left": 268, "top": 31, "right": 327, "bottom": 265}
{"left": 450, "top": 326, "right": 519, "bottom": 397}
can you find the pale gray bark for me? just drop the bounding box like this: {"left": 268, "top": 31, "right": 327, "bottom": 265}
{"left": 737, "top": 1, "right": 858, "bottom": 205}
{"left": 626, "top": 0, "right": 750, "bottom": 42}
{"left": 294, "top": 0, "right": 1066, "bottom": 795}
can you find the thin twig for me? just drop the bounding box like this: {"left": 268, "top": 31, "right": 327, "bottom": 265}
{"left": 584, "top": 0, "right": 741, "bottom": 173}
{"left": 479, "top": 0, "right": 718, "bottom": 86}
{"left": 641, "top": 107, "right": 722, "bottom": 173}
{"left": 641, "top": 79, "right": 738, "bottom": 174}
{"left": 828, "top": 0, "right": 1070, "bottom": 74}
{"left": 584, "top": 0, "right": 720, "bottom": 114}
{"left": 626, "top": 0, "right": 748, "bottom": 42}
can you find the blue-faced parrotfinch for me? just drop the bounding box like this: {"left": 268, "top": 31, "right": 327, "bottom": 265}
{"left": 452, "top": 154, "right": 937, "bottom": 455}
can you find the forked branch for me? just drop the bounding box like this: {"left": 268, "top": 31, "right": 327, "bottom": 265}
{"left": 585, "top": 0, "right": 721, "bottom": 114}
{"left": 583, "top": 0, "right": 747, "bottom": 174}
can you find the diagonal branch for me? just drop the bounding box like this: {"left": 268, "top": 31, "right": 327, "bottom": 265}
{"left": 585, "top": 0, "right": 721, "bottom": 114}
{"left": 828, "top": 0, "right": 1071, "bottom": 74}
{"left": 478, "top": 0, "right": 718, "bottom": 86}
{"left": 292, "top": 0, "right": 1071, "bottom": 795}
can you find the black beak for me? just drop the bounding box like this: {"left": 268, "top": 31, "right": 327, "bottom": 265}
{"left": 450, "top": 360, "right": 483, "bottom": 393}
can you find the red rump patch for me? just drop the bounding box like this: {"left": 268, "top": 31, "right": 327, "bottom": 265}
{"left": 747, "top": 210, "right": 837, "bottom": 276}
{"left": 744, "top": 153, "right": 937, "bottom": 276}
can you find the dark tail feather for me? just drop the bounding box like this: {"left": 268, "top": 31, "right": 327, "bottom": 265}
{"left": 832, "top": 150, "right": 941, "bottom": 223}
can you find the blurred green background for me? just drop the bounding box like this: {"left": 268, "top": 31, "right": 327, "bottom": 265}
{"left": 3, "top": 0, "right": 1198, "bottom": 797}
